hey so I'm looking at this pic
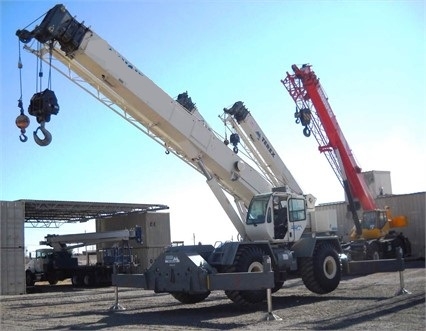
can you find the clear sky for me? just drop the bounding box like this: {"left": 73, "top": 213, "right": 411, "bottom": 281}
{"left": 1, "top": 0, "right": 425, "bottom": 254}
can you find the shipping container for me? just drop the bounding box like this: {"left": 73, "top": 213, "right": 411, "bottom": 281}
{"left": 96, "top": 211, "right": 171, "bottom": 268}
{"left": 1, "top": 201, "right": 26, "bottom": 295}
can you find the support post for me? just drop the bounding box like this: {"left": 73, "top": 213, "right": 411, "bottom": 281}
{"left": 263, "top": 256, "right": 282, "bottom": 321}
{"left": 109, "top": 264, "right": 126, "bottom": 311}
{"left": 109, "top": 286, "right": 126, "bottom": 311}
{"left": 395, "top": 247, "right": 411, "bottom": 296}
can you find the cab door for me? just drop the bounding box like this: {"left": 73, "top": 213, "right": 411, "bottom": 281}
{"left": 287, "top": 198, "right": 307, "bottom": 242}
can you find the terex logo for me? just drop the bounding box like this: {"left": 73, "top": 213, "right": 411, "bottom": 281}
{"left": 291, "top": 224, "right": 303, "bottom": 231}
{"left": 165, "top": 255, "right": 180, "bottom": 264}
{"left": 256, "top": 131, "right": 276, "bottom": 157}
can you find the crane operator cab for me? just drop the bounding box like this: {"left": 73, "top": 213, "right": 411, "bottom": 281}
{"left": 245, "top": 189, "right": 309, "bottom": 242}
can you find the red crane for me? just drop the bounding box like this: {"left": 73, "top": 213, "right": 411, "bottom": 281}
{"left": 282, "top": 64, "right": 375, "bottom": 210}
{"left": 281, "top": 64, "right": 411, "bottom": 260}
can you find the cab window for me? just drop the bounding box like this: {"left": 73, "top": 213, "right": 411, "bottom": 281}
{"left": 362, "top": 211, "right": 388, "bottom": 229}
{"left": 247, "top": 195, "right": 270, "bottom": 225}
{"left": 36, "top": 251, "right": 47, "bottom": 258}
{"left": 266, "top": 207, "right": 272, "bottom": 223}
{"left": 288, "top": 198, "right": 306, "bottom": 222}
{"left": 377, "top": 211, "right": 388, "bottom": 228}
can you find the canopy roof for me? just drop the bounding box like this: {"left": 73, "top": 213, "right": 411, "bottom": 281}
{"left": 17, "top": 199, "right": 169, "bottom": 228}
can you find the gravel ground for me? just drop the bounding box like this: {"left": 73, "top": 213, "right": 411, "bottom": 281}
{"left": 1, "top": 260, "right": 424, "bottom": 330}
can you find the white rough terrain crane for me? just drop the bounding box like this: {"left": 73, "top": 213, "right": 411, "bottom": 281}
{"left": 16, "top": 4, "right": 404, "bottom": 306}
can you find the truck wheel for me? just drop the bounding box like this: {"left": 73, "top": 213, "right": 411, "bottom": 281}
{"left": 392, "top": 234, "right": 411, "bottom": 258}
{"left": 367, "top": 242, "right": 381, "bottom": 260}
{"left": 83, "top": 274, "right": 93, "bottom": 287}
{"left": 48, "top": 278, "right": 58, "bottom": 285}
{"left": 71, "top": 275, "right": 83, "bottom": 287}
{"left": 401, "top": 235, "right": 412, "bottom": 257}
{"left": 47, "top": 274, "right": 58, "bottom": 285}
{"left": 272, "top": 280, "right": 284, "bottom": 293}
{"left": 300, "top": 242, "right": 341, "bottom": 294}
{"left": 171, "top": 291, "right": 211, "bottom": 304}
{"left": 26, "top": 271, "right": 35, "bottom": 286}
{"left": 224, "top": 245, "right": 267, "bottom": 306}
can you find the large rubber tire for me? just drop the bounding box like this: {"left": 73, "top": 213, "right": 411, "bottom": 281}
{"left": 26, "top": 271, "right": 35, "bottom": 286}
{"left": 83, "top": 274, "right": 94, "bottom": 287}
{"left": 47, "top": 275, "right": 58, "bottom": 285}
{"left": 367, "top": 242, "right": 381, "bottom": 260}
{"left": 71, "top": 275, "right": 83, "bottom": 287}
{"left": 171, "top": 291, "right": 211, "bottom": 304}
{"left": 224, "top": 246, "right": 268, "bottom": 306}
{"left": 272, "top": 280, "right": 284, "bottom": 293}
{"left": 391, "top": 234, "right": 411, "bottom": 258}
{"left": 300, "top": 242, "right": 341, "bottom": 294}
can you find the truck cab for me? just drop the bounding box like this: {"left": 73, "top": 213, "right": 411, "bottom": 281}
{"left": 26, "top": 248, "right": 56, "bottom": 286}
{"left": 26, "top": 248, "right": 78, "bottom": 286}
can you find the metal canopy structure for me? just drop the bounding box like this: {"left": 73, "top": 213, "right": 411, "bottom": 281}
{"left": 18, "top": 199, "right": 169, "bottom": 228}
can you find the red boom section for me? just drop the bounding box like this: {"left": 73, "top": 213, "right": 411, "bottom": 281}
{"left": 282, "top": 64, "right": 376, "bottom": 211}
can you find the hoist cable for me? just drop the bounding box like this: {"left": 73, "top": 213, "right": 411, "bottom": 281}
{"left": 48, "top": 42, "right": 53, "bottom": 90}
{"left": 17, "top": 39, "right": 23, "bottom": 109}
{"left": 38, "top": 42, "right": 43, "bottom": 92}
{"left": 20, "top": 10, "right": 50, "bottom": 32}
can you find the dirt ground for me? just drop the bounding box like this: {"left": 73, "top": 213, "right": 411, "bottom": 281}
{"left": 1, "top": 260, "right": 424, "bottom": 330}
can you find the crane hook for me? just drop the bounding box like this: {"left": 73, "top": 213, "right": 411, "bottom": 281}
{"left": 303, "top": 126, "right": 311, "bottom": 137}
{"left": 19, "top": 132, "right": 28, "bottom": 142}
{"left": 16, "top": 100, "right": 30, "bottom": 143}
{"left": 164, "top": 143, "right": 170, "bottom": 154}
{"left": 33, "top": 122, "right": 52, "bottom": 146}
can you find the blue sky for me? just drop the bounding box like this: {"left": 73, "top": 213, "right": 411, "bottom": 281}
{"left": 1, "top": 0, "right": 425, "bottom": 253}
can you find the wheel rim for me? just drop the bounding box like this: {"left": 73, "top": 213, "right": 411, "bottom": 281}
{"left": 323, "top": 256, "right": 337, "bottom": 279}
{"left": 248, "top": 261, "right": 263, "bottom": 272}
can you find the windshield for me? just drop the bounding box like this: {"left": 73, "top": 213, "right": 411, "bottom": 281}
{"left": 247, "top": 195, "right": 270, "bottom": 225}
{"left": 36, "top": 250, "right": 53, "bottom": 258}
{"left": 361, "top": 210, "right": 387, "bottom": 230}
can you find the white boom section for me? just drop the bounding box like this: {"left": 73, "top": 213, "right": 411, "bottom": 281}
{"left": 18, "top": 5, "right": 272, "bottom": 239}
{"left": 40, "top": 229, "right": 140, "bottom": 252}
{"left": 223, "top": 102, "right": 303, "bottom": 195}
